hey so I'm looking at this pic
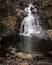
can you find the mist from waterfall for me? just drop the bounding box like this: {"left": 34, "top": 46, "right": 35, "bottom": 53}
{"left": 20, "top": 4, "right": 44, "bottom": 38}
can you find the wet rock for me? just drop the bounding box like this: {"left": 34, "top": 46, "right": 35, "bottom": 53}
{"left": 37, "top": 61, "right": 52, "bottom": 65}
{"left": 19, "top": 61, "right": 29, "bottom": 65}
{"left": 45, "top": 30, "right": 52, "bottom": 40}
{"left": 47, "top": 30, "right": 52, "bottom": 35}
{"left": 9, "top": 46, "right": 17, "bottom": 51}
{"left": 49, "top": 51, "right": 52, "bottom": 56}
{"left": 25, "top": 54, "right": 33, "bottom": 60}
{"left": 15, "top": 52, "right": 33, "bottom": 60}
{"left": 6, "top": 60, "right": 19, "bottom": 65}
{"left": 9, "top": 46, "right": 17, "bottom": 54}
{"left": 10, "top": 50, "right": 15, "bottom": 54}
{"left": 15, "top": 52, "right": 26, "bottom": 59}
{"left": 33, "top": 54, "right": 43, "bottom": 60}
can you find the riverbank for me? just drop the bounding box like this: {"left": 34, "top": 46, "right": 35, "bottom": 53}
{"left": 0, "top": 52, "right": 52, "bottom": 65}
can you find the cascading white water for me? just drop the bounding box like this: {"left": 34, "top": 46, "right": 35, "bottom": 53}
{"left": 20, "top": 4, "right": 44, "bottom": 38}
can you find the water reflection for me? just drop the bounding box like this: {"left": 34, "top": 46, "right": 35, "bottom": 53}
{"left": 20, "top": 36, "right": 42, "bottom": 54}
{"left": 0, "top": 35, "right": 52, "bottom": 57}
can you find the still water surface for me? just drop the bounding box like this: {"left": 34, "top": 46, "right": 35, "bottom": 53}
{"left": 0, "top": 35, "right": 52, "bottom": 56}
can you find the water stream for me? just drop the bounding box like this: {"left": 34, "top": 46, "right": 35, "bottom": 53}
{"left": 20, "top": 4, "right": 44, "bottom": 38}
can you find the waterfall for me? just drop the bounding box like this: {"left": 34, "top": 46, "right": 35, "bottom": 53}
{"left": 20, "top": 4, "right": 44, "bottom": 38}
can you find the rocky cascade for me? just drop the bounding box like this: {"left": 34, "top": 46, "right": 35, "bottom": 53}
{"left": 0, "top": 0, "right": 52, "bottom": 36}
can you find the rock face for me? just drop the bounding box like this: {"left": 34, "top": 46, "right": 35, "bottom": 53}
{"left": 45, "top": 30, "right": 52, "bottom": 40}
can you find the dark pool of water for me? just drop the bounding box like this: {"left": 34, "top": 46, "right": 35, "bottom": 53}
{"left": 0, "top": 34, "right": 52, "bottom": 57}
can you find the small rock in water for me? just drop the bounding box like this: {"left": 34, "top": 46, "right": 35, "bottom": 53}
{"left": 9, "top": 46, "right": 17, "bottom": 51}
{"left": 33, "top": 54, "right": 43, "bottom": 59}
{"left": 10, "top": 50, "right": 15, "bottom": 54}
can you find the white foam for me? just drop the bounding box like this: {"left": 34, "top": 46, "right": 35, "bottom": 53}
{"left": 20, "top": 4, "right": 44, "bottom": 38}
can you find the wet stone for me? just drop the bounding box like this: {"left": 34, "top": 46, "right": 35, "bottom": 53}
{"left": 15, "top": 52, "right": 33, "bottom": 60}
{"left": 33, "top": 54, "right": 43, "bottom": 60}
{"left": 19, "top": 61, "right": 29, "bottom": 65}
{"left": 37, "top": 61, "right": 52, "bottom": 65}
{"left": 15, "top": 52, "right": 26, "bottom": 59}
{"left": 45, "top": 30, "right": 52, "bottom": 40}
{"left": 25, "top": 54, "right": 33, "bottom": 60}
{"left": 0, "top": 53, "right": 52, "bottom": 65}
